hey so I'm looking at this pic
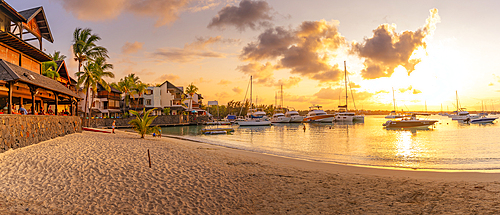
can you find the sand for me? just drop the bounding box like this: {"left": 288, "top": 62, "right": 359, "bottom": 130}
{"left": 0, "top": 130, "right": 499, "bottom": 214}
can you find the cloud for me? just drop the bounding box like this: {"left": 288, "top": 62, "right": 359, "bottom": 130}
{"left": 232, "top": 87, "right": 243, "bottom": 94}
{"left": 208, "top": 0, "right": 273, "bottom": 31}
{"left": 152, "top": 36, "right": 235, "bottom": 63}
{"left": 314, "top": 87, "right": 374, "bottom": 101}
{"left": 152, "top": 48, "right": 225, "bottom": 63}
{"left": 412, "top": 89, "right": 422, "bottom": 94}
{"left": 55, "top": 0, "right": 198, "bottom": 27}
{"left": 122, "top": 41, "right": 144, "bottom": 54}
{"left": 218, "top": 79, "right": 232, "bottom": 85}
{"left": 399, "top": 86, "right": 413, "bottom": 93}
{"left": 156, "top": 73, "right": 180, "bottom": 83}
{"left": 237, "top": 62, "right": 276, "bottom": 85}
{"left": 376, "top": 90, "right": 389, "bottom": 94}
{"left": 240, "top": 20, "right": 347, "bottom": 82}
{"left": 351, "top": 9, "right": 440, "bottom": 79}
{"left": 489, "top": 82, "right": 494, "bottom": 86}
{"left": 350, "top": 82, "right": 361, "bottom": 88}
{"left": 276, "top": 77, "right": 301, "bottom": 88}
{"left": 215, "top": 91, "right": 230, "bottom": 99}
{"left": 184, "top": 36, "right": 240, "bottom": 50}
{"left": 284, "top": 94, "right": 310, "bottom": 103}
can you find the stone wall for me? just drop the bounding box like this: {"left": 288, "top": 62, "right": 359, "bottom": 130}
{"left": 85, "top": 115, "right": 210, "bottom": 128}
{"left": 0, "top": 115, "right": 82, "bottom": 153}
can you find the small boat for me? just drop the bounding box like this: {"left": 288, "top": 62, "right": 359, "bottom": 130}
{"left": 468, "top": 116, "right": 498, "bottom": 123}
{"left": 285, "top": 109, "right": 304, "bottom": 123}
{"left": 303, "top": 105, "right": 335, "bottom": 122}
{"left": 383, "top": 113, "right": 438, "bottom": 128}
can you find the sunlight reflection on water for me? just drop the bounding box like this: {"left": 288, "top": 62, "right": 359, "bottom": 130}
{"left": 161, "top": 115, "right": 500, "bottom": 170}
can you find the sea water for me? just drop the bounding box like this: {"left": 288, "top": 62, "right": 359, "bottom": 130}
{"left": 161, "top": 115, "right": 500, "bottom": 171}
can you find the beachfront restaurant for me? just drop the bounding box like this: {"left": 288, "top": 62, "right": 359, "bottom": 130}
{"left": 0, "top": 60, "right": 80, "bottom": 115}
{"left": 0, "top": 2, "right": 80, "bottom": 115}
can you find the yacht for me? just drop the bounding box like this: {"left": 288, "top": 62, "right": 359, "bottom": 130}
{"left": 383, "top": 113, "right": 438, "bottom": 128}
{"left": 303, "top": 105, "right": 335, "bottom": 123}
{"left": 271, "top": 111, "right": 290, "bottom": 123}
{"left": 285, "top": 109, "right": 304, "bottom": 123}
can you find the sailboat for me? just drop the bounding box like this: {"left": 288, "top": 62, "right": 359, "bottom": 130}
{"left": 468, "top": 100, "right": 498, "bottom": 123}
{"left": 271, "top": 85, "right": 291, "bottom": 123}
{"left": 449, "top": 91, "right": 474, "bottom": 120}
{"left": 385, "top": 87, "right": 404, "bottom": 119}
{"left": 334, "top": 61, "right": 364, "bottom": 122}
{"left": 238, "top": 76, "right": 272, "bottom": 126}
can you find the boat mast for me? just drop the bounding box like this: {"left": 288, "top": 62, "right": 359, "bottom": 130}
{"left": 281, "top": 85, "right": 284, "bottom": 109}
{"left": 250, "top": 76, "right": 253, "bottom": 108}
{"left": 456, "top": 90, "right": 459, "bottom": 112}
{"left": 344, "top": 61, "right": 348, "bottom": 110}
{"left": 392, "top": 87, "right": 396, "bottom": 112}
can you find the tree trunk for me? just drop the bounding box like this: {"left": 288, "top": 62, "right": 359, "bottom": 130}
{"left": 83, "top": 84, "right": 89, "bottom": 127}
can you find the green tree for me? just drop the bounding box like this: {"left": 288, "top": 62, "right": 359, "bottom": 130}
{"left": 185, "top": 83, "right": 199, "bottom": 110}
{"left": 133, "top": 82, "right": 148, "bottom": 110}
{"left": 76, "top": 57, "right": 114, "bottom": 124}
{"left": 163, "top": 107, "right": 171, "bottom": 115}
{"left": 49, "top": 50, "right": 67, "bottom": 61}
{"left": 128, "top": 108, "right": 159, "bottom": 138}
{"left": 72, "top": 28, "right": 109, "bottom": 80}
{"left": 87, "top": 57, "right": 114, "bottom": 118}
{"left": 111, "top": 74, "right": 136, "bottom": 109}
{"left": 41, "top": 61, "right": 60, "bottom": 80}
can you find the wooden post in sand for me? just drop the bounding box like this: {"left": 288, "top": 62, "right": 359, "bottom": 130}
{"left": 148, "top": 149, "right": 151, "bottom": 168}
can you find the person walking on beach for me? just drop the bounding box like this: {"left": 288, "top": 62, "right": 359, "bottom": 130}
{"left": 112, "top": 120, "right": 116, "bottom": 134}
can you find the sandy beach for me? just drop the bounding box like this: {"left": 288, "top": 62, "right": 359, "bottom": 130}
{"left": 0, "top": 131, "right": 500, "bottom": 214}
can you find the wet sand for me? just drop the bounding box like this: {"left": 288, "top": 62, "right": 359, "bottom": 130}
{"left": 0, "top": 130, "right": 499, "bottom": 214}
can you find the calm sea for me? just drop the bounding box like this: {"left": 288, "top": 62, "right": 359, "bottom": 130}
{"left": 161, "top": 115, "right": 500, "bottom": 171}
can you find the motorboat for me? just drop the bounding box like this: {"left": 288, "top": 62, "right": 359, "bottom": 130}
{"left": 335, "top": 110, "right": 365, "bottom": 122}
{"left": 285, "top": 109, "right": 304, "bottom": 123}
{"left": 270, "top": 111, "right": 290, "bottom": 123}
{"left": 303, "top": 105, "right": 335, "bottom": 123}
{"left": 385, "top": 110, "right": 405, "bottom": 119}
{"left": 383, "top": 113, "right": 438, "bottom": 128}
{"left": 468, "top": 115, "right": 498, "bottom": 123}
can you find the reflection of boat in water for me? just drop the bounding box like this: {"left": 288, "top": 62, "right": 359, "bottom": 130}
{"left": 303, "top": 105, "right": 335, "bottom": 123}
{"left": 201, "top": 128, "right": 234, "bottom": 135}
{"left": 383, "top": 113, "right": 438, "bottom": 128}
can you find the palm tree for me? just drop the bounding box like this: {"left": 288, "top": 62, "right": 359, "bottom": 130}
{"left": 41, "top": 61, "right": 60, "bottom": 80}
{"left": 88, "top": 57, "right": 114, "bottom": 118}
{"left": 49, "top": 50, "right": 67, "bottom": 61}
{"left": 111, "top": 74, "right": 139, "bottom": 110}
{"left": 76, "top": 57, "right": 114, "bottom": 124}
{"left": 133, "top": 81, "right": 148, "bottom": 110}
{"left": 72, "top": 28, "right": 109, "bottom": 78}
{"left": 185, "top": 83, "right": 199, "bottom": 111}
{"left": 128, "top": 108, "right": 159, "bottom": 138}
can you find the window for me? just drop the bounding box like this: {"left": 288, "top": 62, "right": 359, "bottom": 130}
{"left": 146, "top": 99, "right": 151, "bottom": 105}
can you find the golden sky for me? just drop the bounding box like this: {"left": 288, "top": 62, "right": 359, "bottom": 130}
{"left": 11, "top": 0, "right": 500, "bottom": 111}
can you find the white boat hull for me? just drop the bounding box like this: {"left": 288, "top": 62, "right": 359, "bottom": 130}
{"left": 271, "top": 117, "right": 291, "bottom": 123}
{"left": 289, "top": 115, "right": 304, "bottom": 123}
{"left": 470, "top": 117, "right": 498, "bottom": 123}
